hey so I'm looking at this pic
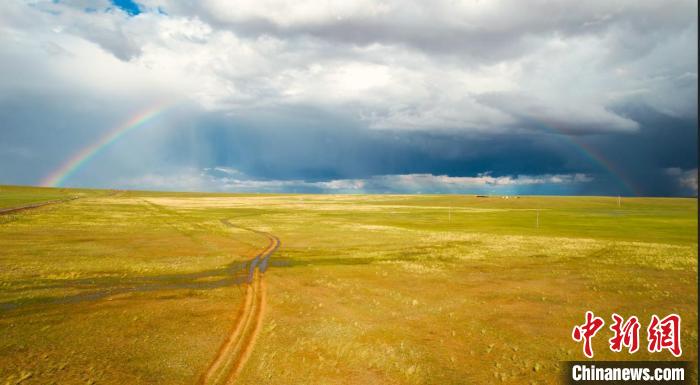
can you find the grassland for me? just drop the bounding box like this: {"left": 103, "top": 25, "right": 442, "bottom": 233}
{"left": 0, "top": 185, "right": 105, "bottom": 209}
{"left": 0, "top": 186, "right": 696, "bottom": 384}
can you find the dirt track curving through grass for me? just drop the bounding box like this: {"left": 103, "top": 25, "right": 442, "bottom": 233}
{"left": 0, "top": 197, "right": 79, "bottom": 215}
{"left": 0, "top": 203, "right": 278, "bottom": 313}
{"left": 0, "top": 196, "right": 280, "bottom": 383}
{"left": 198, "top": 219, "right": 279, "bottom": 385}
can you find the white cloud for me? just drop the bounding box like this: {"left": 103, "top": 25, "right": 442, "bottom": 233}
{"left": 665, "top": 168, "right": 698, "bottom": 195}
{"left": 205, "top": 167, "right": 245, "bottom": 176}
{"left": 195, "top": 0, "right": 390, "bottom": 28}
{"left": 0, "top": 0, "right": 695, "bottom": 133}
{"left": 361, "top": 173, "right": 593, "bottom": 191}
{"left": 118, "top": 168, "right": 593, "bottom": 193}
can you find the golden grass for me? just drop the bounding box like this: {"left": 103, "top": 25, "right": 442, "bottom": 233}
{"left": 0, "top": 187, "right": 696, "bottom": 384}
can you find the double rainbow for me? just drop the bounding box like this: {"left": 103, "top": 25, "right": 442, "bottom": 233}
{"left": 40, "top": 105, "right": 639, "bottom": 195}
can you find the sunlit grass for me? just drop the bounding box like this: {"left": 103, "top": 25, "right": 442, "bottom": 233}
{"left": 0, "top": 186, "right": 696, "bottom": 384}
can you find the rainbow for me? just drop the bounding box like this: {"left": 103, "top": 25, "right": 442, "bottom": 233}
{"left": 41, "top": 101, "right": 640, "bottom": 195}
{"left": 41, "top": 101, "right": 175, "bottom": 187}
{"left": 530, "top": 117, "right": 641, "bottom": 196}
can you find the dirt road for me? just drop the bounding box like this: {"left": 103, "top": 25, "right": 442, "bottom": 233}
{"left": 0, "top": 197, "right": 79, "bottom": 215}
{"left": 198, "top": 219, "right": 279, "bottom": 385}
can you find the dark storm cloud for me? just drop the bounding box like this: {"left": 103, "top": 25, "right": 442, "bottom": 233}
{"left": 91, "top": 105, "right": 694, "bottom": 196}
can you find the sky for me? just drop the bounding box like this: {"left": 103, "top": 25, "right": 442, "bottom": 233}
{"left": 0, "top": 0, "right": 697, "bottom": 196}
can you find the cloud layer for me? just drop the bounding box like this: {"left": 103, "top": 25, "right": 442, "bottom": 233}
{"left": 0, "top": 0, "right": 696, "bottom": 195}
{"left": 3, "top": 0, "right": 696, "bottom": 132}
{"left": 121, "top": 168, "right": 594, "bottom": 194}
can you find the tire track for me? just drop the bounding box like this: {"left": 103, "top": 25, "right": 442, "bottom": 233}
{"left": 0, "top": 190, "right": 120, "bottom": 217}
{"left": 0, "top": 197, "right": 79, "bottom": 215}
{"left": 198, "top": 219, "right": 279, "bottom": 385}
{"left": 225, "top": 272, "right": 267, "bottom": 383}
{"left": 198, "top": 284, "right": 253, "bottom": 385}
